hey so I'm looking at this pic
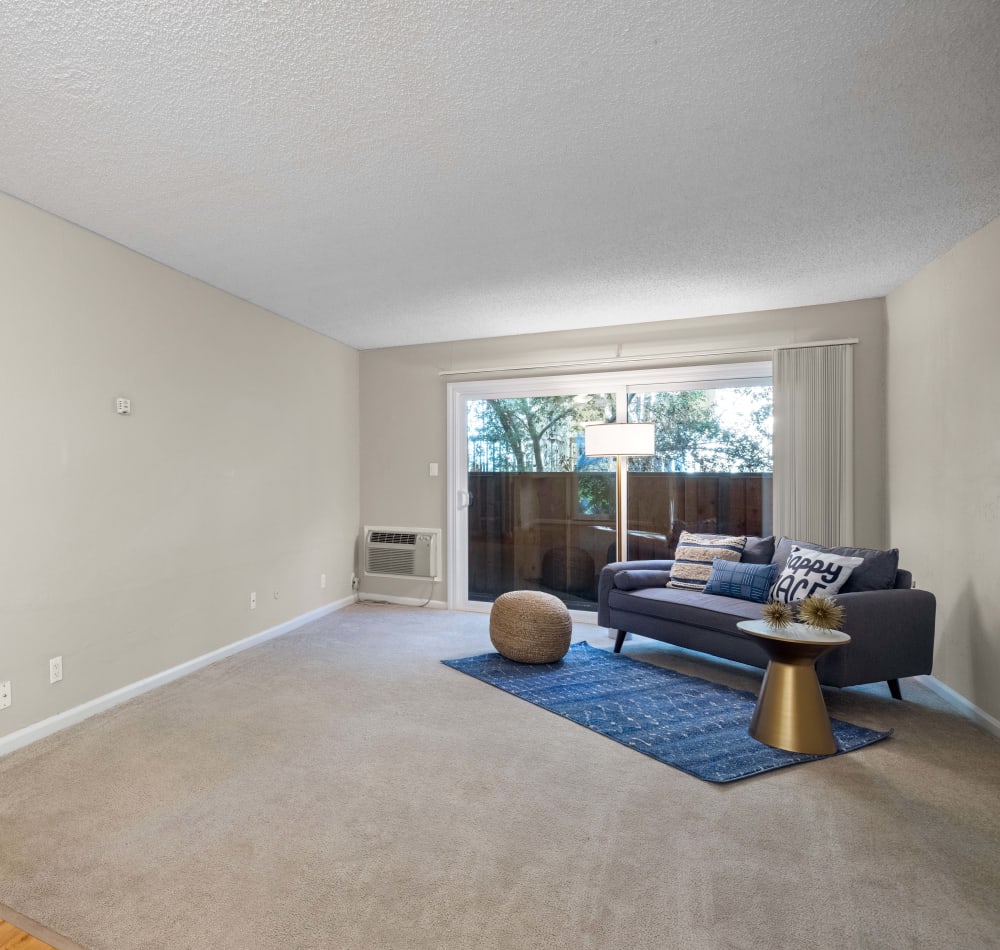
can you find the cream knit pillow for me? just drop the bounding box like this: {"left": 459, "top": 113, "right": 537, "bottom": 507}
{"left": 668, "top": 532, "right": 747, "bottom": 592}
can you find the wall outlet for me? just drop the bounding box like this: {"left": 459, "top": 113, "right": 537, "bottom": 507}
{"left": 351, "top": 574, "right": 359, "bottom": 591}
{"left": 320, "top": 573, "right": 327, "bottom": 589}
{"left": 0, "top": 680, "right": 10, "bottom": 710}
{"left": 273, "top": 590, "right": 279, "bottom": 600}
{"left": 250, "top": 591, "right": 257, "bottom": 609}
{"left": 49, "top": 656, "right": 63, "bottom": 684}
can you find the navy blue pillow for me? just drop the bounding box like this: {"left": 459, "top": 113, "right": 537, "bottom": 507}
{"left": 741, "top": 535, "right": 775, "bottom": 564}
{"left": 703, "top": 558, "right": 778, "bottom": 603}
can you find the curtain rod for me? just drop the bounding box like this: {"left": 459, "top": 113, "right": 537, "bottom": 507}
{"left": 437, "top": 337, "right": 860, "bottom": 377}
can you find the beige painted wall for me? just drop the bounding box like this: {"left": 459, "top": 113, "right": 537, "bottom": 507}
{"left": 886, "top": 214, "right": 1000, "bottom": 721}
{"left": 0, "top": 194, "right": 360, "bottom": 739}
{"left": 359, "top": 298, "right": 888, "bottom": 604}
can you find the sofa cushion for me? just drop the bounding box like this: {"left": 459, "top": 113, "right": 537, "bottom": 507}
{"left": 741, "top": 535, "right": 775, "bottom": 564}
{"left": 608, "top": 585, "right": 763, "bottom": 634}
{"left": 704, "top": 558, "right": 778, "bottom": 603}
{"left": 770, "top": 545, "right": 864, "bottom": 604}
{"left": 825, "top": 544, "right": 900, "bottom": 592}
{"left": 772, "top": 537, "right": 900, "bottom": 593}
{"left": 614, "top": 569, "right": 672, "bottom": 591}
{"left": 669, "top": 532, "right": 746, "bottom": 591}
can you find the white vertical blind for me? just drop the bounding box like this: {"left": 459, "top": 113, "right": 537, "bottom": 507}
{"left": 772, "top": 343, "right": 854, "bottom": 545}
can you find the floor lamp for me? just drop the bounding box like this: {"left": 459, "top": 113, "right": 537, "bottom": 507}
{"left": 584, "top": 422, "right": 656, "bottom": 563}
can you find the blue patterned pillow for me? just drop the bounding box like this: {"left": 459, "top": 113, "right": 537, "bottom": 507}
{"left": 703, "top": 558, "right": 778, "bottom": 603}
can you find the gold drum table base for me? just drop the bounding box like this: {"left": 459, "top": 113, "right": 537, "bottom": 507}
{"left": 738, "top": 621, "right": 852, "bottom": 756}
{"left": 748, "top": 645, "right": 839, "bottom": 754}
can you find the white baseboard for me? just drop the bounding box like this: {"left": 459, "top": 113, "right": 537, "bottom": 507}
{"left": 0, "top": 597, "right": 354, "bottom": 759}
{"left": 916, "top": 675, "right": 1000, "bottom": 738}
{"left": 445, "top": 599, "right": 604, "bottom": 627}
{"left": 356, "top": 593, "right": 447, "bottom": 609}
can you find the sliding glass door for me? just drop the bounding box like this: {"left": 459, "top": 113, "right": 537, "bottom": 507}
{"left": 448, "top": 364, "right": 772, "bottom": 615}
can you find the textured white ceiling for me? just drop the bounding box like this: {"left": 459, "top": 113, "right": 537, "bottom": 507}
{"left": 2, "top": 1, "right": 999, "bottom": 349}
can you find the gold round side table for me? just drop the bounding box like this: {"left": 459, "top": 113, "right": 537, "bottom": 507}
{"left": 737, "top": 620, "right": 851, "bottom": 755}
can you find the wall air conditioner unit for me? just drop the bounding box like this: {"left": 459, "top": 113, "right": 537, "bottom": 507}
{"left": 363, "top": 526, "right": 441, "bottom": 581}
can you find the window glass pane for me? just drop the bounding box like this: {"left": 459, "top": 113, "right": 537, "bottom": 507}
{"left": 626, "top": 386, "right": 772, "bottom": 472}
{"left": 625, "top": 386, "right": 773, "bottom": 557}
{"left": 468, "top": 395, "right": 615, "bottom": 473}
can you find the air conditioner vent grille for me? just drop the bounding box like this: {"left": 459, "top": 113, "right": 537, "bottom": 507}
{"left": 368, "top": 547, "right": 416, "bottom": 576}
{"left": 368, "top": 531, "right": 417, "bottom": 545}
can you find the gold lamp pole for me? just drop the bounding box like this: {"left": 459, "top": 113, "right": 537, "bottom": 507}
{"left": 584, "top": 422, "right": 656, "bottom": 562}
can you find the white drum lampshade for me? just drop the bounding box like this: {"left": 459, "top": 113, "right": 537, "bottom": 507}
{"left": 584, "top": 423, "right": 655, "bottom": 458}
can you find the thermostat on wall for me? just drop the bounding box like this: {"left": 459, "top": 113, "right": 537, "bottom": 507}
{"left": 116, "top": 397, "right": 131, "bottom": 415}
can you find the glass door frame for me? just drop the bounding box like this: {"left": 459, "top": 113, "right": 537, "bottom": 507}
{"left": 446, "top": 362, "right": 771, "bottom": 618}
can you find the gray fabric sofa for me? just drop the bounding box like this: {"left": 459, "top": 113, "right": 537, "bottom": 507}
{"left": 596, "top": 536, "right": 936, "bottom": 698}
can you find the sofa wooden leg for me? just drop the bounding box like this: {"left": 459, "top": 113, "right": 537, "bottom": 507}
{"left": 887, "top": 678, "right": 902, "bottom": 700}
{"left": 614, "top": 630, "right": 628, "bottom": 653}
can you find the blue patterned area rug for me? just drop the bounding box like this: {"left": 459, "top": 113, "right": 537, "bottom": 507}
{"left": 443, "top": 642, "right": 892, "bottom": 783}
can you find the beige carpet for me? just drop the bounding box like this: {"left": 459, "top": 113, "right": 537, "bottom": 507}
{"left": 1, "top": 605, "right": 998, "bottom": 950}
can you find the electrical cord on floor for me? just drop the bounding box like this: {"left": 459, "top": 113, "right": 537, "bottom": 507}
{"left": 356, "top": 580, "right": 437, "bottom": 608}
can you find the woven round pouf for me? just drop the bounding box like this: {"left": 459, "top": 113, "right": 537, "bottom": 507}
{"left": 489, "top": 590, "right": 572, "bottom": 664}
